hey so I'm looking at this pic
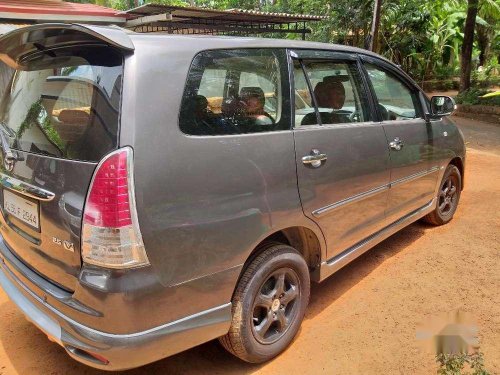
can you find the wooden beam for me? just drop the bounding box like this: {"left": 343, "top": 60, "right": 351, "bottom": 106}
{"left": 126, "top": 13, "right": 172, "bottom": 28}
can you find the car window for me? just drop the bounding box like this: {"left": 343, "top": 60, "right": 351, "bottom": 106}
{"left": 0, "top": 46, "right": 122, "bottom": 162}
{"left": 198, "top": 68, "right": 227, "bottom": 99}
{"left": 364, "top": 63, "right": 421, "bottom": 121}
{"left": 240, "top": 71, "right": 280, "bottom": 120}
{"left": 179, "top": 49, "right": 289, "bottom": 135}
{"left": 293, "top": 61, "right": 318, "bottom": 126}
{"left": 294, "top": 59, "right": 371, "bottom": 127}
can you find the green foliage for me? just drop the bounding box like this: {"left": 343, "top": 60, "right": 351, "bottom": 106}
{"left": 435, "top": 64, "right": 459, "bottom": 80}
{"left": 64, "top": 0, "right": 499, "bottom": 84}
{"left": 40, "top": 116, "right": 65, "bottom": 152}
{"left": 455, "top": 87, "right": 500, "bottom": 106}
{"left": 16, "top": 100, "right": 44, "bottom": 139}
{"left": 17, "top": 100, "right": 65, "bottom": 151}
{"left": 436, "top": 352, "right": 490, "bottom": 375}
{"left": 456, "top": 88, "right": 486, "bottom": 105}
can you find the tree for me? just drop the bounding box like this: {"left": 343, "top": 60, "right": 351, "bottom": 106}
{"left": 476, "top": 0, "right": 500, "bottom": 66}
{"left": 460, "top": 0, "right": 479, "bottom": 92}
{"left": 63, "top": 0, "right": 499, "bottom": 86}
{"left": 368, "top": 0, "right": 382, "bottom": 52}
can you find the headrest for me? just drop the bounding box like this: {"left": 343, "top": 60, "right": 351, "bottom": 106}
{"left": 323, "top": 75, "right": 349, "bottom": 84}
{"left": 240, "top": 87, "right": 265, "bottom": 104}
{"left": 323, "top": 76, "right": 346, "bottom": 95}
{"left": 314, "top": 82, "right": 330, "bottom": 107}
{"left": 194, "top": 95, "right": 208, "bottom": 108}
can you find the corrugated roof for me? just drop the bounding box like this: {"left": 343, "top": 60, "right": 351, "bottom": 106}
{"left": 226, "top": 8, "right": 325, "bottom": 21}
{"left": 124, "top": 4, "right": 326, "bottom": 24}
{"left": 0, "top": 0, "right": 125, "bottom": 20}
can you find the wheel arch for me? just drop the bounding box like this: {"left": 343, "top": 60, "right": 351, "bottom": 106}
{"left": 449, "top": 156, "right": 465, "bottom": 190}
{"left": 238, "top": 226, "right": 325, "bottom": 286}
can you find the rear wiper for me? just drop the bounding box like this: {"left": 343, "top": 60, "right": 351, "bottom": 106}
{"left": 0, "top": 124, "right": 24, "bottom": 167}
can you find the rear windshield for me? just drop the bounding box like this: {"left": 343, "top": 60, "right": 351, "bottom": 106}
{"left": 0, "top": 46, "right": 123, "bottom": 162}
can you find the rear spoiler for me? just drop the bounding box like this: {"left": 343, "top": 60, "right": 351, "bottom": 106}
{"left": 0, "top": 23, "right": 134, "bottom": 69}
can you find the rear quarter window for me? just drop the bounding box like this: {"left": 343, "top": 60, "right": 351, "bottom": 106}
{"left": 179, "top": 49, "right": 290, "bottom": 136}
{"left": 0, "top": 46, "right": 123, "bottom": 162}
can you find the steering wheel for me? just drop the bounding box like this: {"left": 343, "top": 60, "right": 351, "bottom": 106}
{"left": 349, "top": 110, "right": 360, "bottom": 122}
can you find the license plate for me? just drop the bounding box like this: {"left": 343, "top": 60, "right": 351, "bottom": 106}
{"left": 3, "top": 190, "right": 40, "bottom": 229}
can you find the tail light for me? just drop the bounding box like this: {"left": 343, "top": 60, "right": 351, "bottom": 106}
{"left": 81, "top": 147, "right": 149, "bottom": 269}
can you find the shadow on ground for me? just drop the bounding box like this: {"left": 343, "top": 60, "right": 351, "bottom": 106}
{"left": 0, "top": 222, "right": 430, "bottom": 375}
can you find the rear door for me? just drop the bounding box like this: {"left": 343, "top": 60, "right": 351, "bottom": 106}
{"left": 291, "top": 50, "right": 390, "bottom": 259}
{"left": 0, "top": 42, "right": 124, "bottom": 291}
{"left": 361, "top": 58, "right": 440, "bottom": 222}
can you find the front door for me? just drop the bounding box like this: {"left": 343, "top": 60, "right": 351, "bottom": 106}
{"left": 292, "top": 51, "right": 390, "bottom": 259}
{"left": 362, "top": 59, "right": 440, "bottom": 223}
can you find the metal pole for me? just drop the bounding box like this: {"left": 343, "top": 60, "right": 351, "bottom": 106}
{"left": 369, "top": 0, "right": 382, "bottom": 52}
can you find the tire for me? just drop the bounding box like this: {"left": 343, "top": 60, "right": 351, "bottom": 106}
{"left": 423, "top": 164, "right": 462, "bottom": 226}
{"left": 219, "top": 243, "right": 310, "bottom": 363}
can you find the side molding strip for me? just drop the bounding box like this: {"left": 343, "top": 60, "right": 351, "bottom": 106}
{"left": 390, "top": 166, "right": 440, "bottom": 188}
{"left": 312, "top": 199, "right": 436, "bottom": 282}
{"left": 311, "top": 166, "right": 440, "bottom": 218}
{"left": 312, "top": 184, "right": 389, "bottom": 218}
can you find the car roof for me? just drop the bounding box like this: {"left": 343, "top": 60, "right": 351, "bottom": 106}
{"left": 0, "top": 23, "right": 391, "bottom": 65}
{"left": 127, "top": 31, "right": 386, "bottom": 60}
{"left": 0, "top": 23, "right": 402, "bottom": 82}
{"left": 125, "top": 31, "right": 415, "bottom": 88}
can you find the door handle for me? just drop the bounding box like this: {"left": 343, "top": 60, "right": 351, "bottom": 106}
{"left": 389, "top": 137, "right": 404, "bottom": 151}
{"left": 302, "top": 149, "right": 327, "bottom": 168}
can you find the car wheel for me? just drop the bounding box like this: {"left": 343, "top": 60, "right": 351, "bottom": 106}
{"left": 423, "top": 164, "right": 462, "bottom": 226}
{"left": 219, "top": 242, "right": 310, "bottom": 363}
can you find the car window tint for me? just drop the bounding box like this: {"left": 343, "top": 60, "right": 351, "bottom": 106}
{"left": 198, "top": 68, "right": 227, "bottom": 99}
{"left": 0, "top": 46, "right": 122, "bottom": 162}
{"left": 240, "top": 71, "right": 280, "bottom": 121}
{"left": 293, "top": 61, "right": 319, "bottom": 126}
{"left": 179, "top": 49, "right": 289, "bottom": 135}
{"left": 365, "top": 63, "right": 421, "bottom": 121}
{"left": 294, "top": 60, "right": 371, "bottom": 127}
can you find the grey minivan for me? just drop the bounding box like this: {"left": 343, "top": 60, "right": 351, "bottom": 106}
{"left": 0, "top": 23, "right": 464, "bottom": 370}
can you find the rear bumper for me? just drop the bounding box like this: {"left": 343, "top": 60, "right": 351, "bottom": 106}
{"left": 0, "top": 242, "right": 231, "bottom": 370}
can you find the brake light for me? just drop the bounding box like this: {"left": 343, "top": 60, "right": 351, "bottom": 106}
{"left": 81, "top": 147, "right": 149, "bottom": 269}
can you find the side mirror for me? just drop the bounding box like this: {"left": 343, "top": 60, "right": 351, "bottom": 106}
{"left": 429, "top": 95, "right": 456, "bottom": 118}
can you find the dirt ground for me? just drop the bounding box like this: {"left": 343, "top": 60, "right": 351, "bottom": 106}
{"left": 0, "top": 117, "right": 499, "bottom": 375}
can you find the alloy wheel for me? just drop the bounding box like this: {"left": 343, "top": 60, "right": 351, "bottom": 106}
{"left": 251, "top": 268, "right": 301, "bottom": 345}
{"left": 438, "top": 174, "right": 458, "bottom": 216}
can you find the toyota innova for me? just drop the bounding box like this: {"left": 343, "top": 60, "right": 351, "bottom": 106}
{"left": 0, "top": 24, "right": 465, "bottom": 370}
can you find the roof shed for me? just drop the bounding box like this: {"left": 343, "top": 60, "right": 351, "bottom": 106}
{"left": 0, "top": 0, "right": 126, "bottom": 99}
{"left": 123, "top": 4, "right": 326, "bottom": 40}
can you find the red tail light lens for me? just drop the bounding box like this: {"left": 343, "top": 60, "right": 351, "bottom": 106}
{"left": 81, "top": 147, "right": 149, "bottom": 269}
{"left": 83, "top": 151, "right": 131, "bottom": 228}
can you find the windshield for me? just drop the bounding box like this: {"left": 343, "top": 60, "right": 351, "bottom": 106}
{"left": 0, "top": 46, "right": 123, "bottom": 162}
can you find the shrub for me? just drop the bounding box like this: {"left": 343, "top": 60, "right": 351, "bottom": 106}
{"left": 455, "top": 88, "right": 500, "bottom": 107}
{"left": 436, "top": 352, "right": 490, "bottom": 375}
